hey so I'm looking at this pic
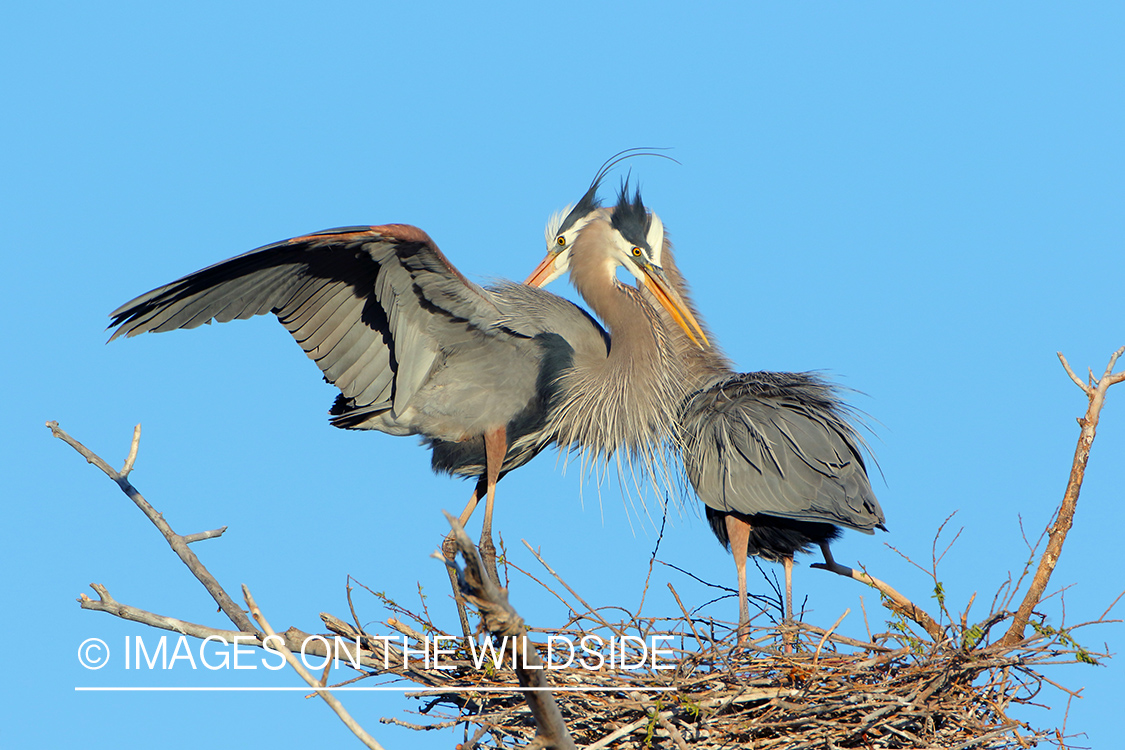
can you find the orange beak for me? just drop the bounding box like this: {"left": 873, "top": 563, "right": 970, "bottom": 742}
{"left": 524, "top": 251, "right": 565, "bottom": 288}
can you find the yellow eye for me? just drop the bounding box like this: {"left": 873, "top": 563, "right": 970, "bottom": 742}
{"left": 556, "top": 236, "right": 566, "bottom": 247}
{"left": 632, "top": 246, "right": 642, "bottom": 257}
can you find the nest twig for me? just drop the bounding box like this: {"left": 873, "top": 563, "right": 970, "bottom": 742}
{"left": 336, "top": 547, "right": 1113, "bottom": 750}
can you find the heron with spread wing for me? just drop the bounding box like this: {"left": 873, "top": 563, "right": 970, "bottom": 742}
{"left": 108, "top": 184, "right": 707, "bottom": 576}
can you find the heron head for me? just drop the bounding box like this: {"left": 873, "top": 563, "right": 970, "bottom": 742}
{"left": 525, "top": 149, "right": 675, "bottom": 289}
{"left": 606, "top": 184, "right": 709, "bottom": 349}
{"left": 526, "top": 184, "right": 603, "bottom": 287}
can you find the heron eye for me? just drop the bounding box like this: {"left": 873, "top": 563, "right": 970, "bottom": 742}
{"left": 632, "top": 246, "right": 642, "bottom": 257}
{"left": 556, "top": 236, "right": 566, "bottom": 247}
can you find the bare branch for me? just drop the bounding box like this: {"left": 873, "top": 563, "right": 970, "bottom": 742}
{"left": 78, "top": 583, "right": 252, "bottom": 642}
{"left": 634, "top": 506, "right": 668, "bottom": 618}
{"left": 502, "top": 560, "right": 582, "bottom": 618}
{"left": 1000, "top": 347, "right": 1124, "bottom": 646}
{"left": 386, "top": 616, "right": 427, "bottom": 644}
{"left": 48, "top": 421, "right": 256, "bottom": 634}
{"left": 656, "top": 712, "right": 690, "bottom": 750}
{"left": 182, "top": 526, "right": 229, "bottom": 544}
{"left": 1058, "top": 352, "right": 1089, "bottom": 393}
{"left": 1096, "top": 590, "right": 1125, "bottom": 622}
{"left": 244, "top": 586, "right": 386, "bottom": 750}
{"left": 814, "top": 609, "right": 850, "bottom": 664}
{"left": 1099, "top": 347, "right": 1125, "bottom": 383}
{"left": 666, "top": 583, "right": 708, "bottom": 649}
{"left": 121, "top": 423, "right": 141, "bottom": 475}
{"left": 812, "top": 553, "right": 943, "bottom": 642}
{"left": 584, "top": 715, "right": 651, "bottom": 750}
{"left": 522, "top": 539, "right": 619, "bottom": 636}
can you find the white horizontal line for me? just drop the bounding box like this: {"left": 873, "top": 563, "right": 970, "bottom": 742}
{"left": 76, "top": 686, "right": 675, "bottom": 693}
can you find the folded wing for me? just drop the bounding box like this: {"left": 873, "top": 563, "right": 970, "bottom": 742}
{"left": 678, "top": 371, "right": 884, "bottom": 532}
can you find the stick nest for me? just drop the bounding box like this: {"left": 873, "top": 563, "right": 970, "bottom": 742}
{"left": 326, "top": 559, "right": 1109, "bottom": 750}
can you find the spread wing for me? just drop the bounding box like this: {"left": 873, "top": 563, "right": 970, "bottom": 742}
{"left": 678, "top": 371, "right": 884, "bottom": 532}
{"left": 109, "top": 224, "right": 503, "bottom": 428}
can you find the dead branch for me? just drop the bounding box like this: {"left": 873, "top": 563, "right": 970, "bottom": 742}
{"left": 182, "top": 527, "right": 228, "bottom": 544}
{"left": 47, "top": 420, "right": 254, "bottom": 634}
{"left": 523, "top": 539, "right": 622, "bottom": 637}
{"left": 79, "top": 581, "right": 413, "bottom": 675}
{"left": 1000, "top": 347, "right": 1125, "bottom": 647}
{"left": 78, "top": 582, "right": 253, "bottom": 643}
{"left": 244, "top": 585, "right": 386, "bottom": 750}
{"left": 811, "top": 553, "right": 944, "bottom": 642}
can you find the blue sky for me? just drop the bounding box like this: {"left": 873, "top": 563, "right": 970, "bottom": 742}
{"left": 4, "top": 3, "right": 1123, "bottom": 747}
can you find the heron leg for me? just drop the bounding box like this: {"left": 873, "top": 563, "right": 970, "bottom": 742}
{"left": 478, "top": 426, "right": 507, "bottom": 585}
{"left": 443, "top": 477, "right": 486, "bottom": 639}
{"left": 784, "top": 555, "right": 795, "bottom": 622}
{"left": 725, "top": 516, "right": 751, "bottom": 647}
{"left": 782, "top": 555, "right": 796, "bottom": 653}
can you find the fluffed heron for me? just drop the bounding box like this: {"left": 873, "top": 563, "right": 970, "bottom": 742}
{"left": 107, "top": 197, "right": 707, "bottom": 577}
{"left": 527, "top": 183, "right": 885, "bottom": 644}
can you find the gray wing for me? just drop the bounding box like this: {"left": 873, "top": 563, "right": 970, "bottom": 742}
{"left": 678, "top": 371, "right": 884, "bottom": 532}
{"left": 109, "top": 224, "right": 503, "bottom": 432}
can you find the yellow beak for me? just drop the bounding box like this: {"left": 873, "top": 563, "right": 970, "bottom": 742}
{"left": 639, "top": 265, "right": 710, "bottom": 350}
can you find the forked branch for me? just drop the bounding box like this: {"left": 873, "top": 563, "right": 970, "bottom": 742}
{"left": 999, "top": 347, "right": 1125, "bottom": 647}
{"left": 46, "top": 420, "right": 255, "bottom": 634}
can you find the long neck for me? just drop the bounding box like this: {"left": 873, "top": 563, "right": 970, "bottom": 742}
{"left": 550, "top": 219, "right": 688, "bottom": 485}
{"left": 641, "top": 234, "right": 733, "bottom": 388}
{"left": 568, "top": 221, "right": 663, "bottom": 369}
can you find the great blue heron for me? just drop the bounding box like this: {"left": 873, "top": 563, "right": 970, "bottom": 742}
{"left": 527, "top": 184, "right": 885, "bottom": 643}
{"left": 107, "top": 195, "right": 707, "bottom": 576}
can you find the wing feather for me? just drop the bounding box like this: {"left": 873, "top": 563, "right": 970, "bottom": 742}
{"left": 109, "top": 225, "right": 507, "bottom": 433}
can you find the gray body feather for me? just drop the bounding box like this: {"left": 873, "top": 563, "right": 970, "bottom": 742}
{"left": 677, "top": 370, "right": 884, "bottom": 559}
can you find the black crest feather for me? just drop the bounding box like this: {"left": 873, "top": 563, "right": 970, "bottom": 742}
{"left": 610, "top": 178, "right": 652, "bottom": 250}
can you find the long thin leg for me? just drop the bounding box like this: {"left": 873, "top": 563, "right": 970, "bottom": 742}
{"left": 725, "top": 515, "right": 751, "bottom": 647}
{"left": 478, "top": 425, "right": 507, "bottom": 584}
{"left": 784, "top": 555, "right": 794, "bottom": 623}
{"left": 443, "top": 477, "right": 486, "bottom": 638}
{"left": 782, "top": 554, "right": 795, "bottom": 652}
{"left": 456, "top": 479, "right": 485, "bottom": 528}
